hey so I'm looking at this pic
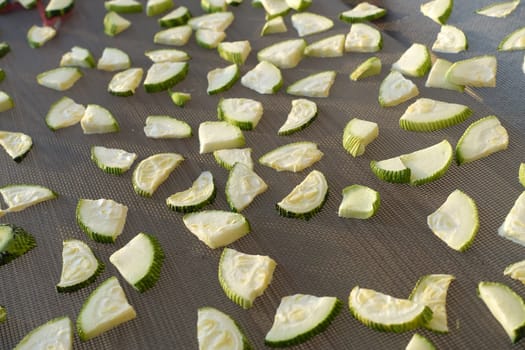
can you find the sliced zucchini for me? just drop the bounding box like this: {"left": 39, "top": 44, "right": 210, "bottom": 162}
{"left": 183, "top": 210, "right": 250, "bottom": 249}
{"left": 520, "top": 163, "right": 525, "bottom": 187}
{"left": 227, "top": 0, "right": 242, "bottom": 5}
{"left": 60, "top": 46, "right": 96, "bottom": 68}
{"left": 498, "top": 191, "right": 525, "bottom": 247}
{"left": 226, "top": 162, "right": 268, "bottom": 212}
{"left": 285, "top": 0, "right": 311, "bottom": 11}
{"left": 476, "top": 0, "right": 520, "bottom": 18}
{"left": 291, "top": 12, "right": 333, "bottom": 37}
{"left": 77, "top": 277, "right": 137, "bottom": 341}
{"left": 455, "top": 115, "right": 508, "bottom": 165}
{"left": 56, "top": 239, "right": 104, "bottom": 293}
{"left": 159, "top": 6, "right": 192, "bottom": 27}
{"left": 425, "top": 58, "right": 465, "bottom": 92}
{"left": 76, "top": 198, "right": 128, "bottom": 243}
{"left": 91, "top": 146, "right": 137, "bottom": 175}
{"left": 45, "top": 0, "right": 74, "bottom": 17}
{"left": 241, "top": 61, "right": 283, "bottom": 94}
{"left": 14, "top": 317, "right": 72, "bottom": 350}
{"left": 446, "top": 55, "right": 497, "bottom": 87}
{"left": 218, "top": 40, "right": 251, "bottom": 65}
{"left": 0, "top": 224, "right": 36, "bottom": 266}
{"left": 260, "top": 16, "right": 287, "bottom": 36}
{"left": 499, "top": 27, "right": 525, "bottom": 51}
{"left": 0, "top": 130, "right": 32, "bottom": 162}
{"left": 478, "top": 281, "right": 525, "bottom": 343}
{"left": 195, "top": 29, "right": 226, "bottom": 49}
{"left": 145, "top": 48, "right": 190, "bottom": 63}
{"left": 166, "top": 171, "right": 216, "bottom": 213}
{"left": 378, "top": 71, "right": 419, "bottom": 107}
{"left": 144, "top": 61, "right": 188, "bottom": 92}
{"left": 260, "top": 0, "right": 290, "bottom": 19}
{"left": 278, "top": 98, "right": 317, "bottom": 136}
{"left": 0, "top": 184, "right": 57, "bottom": 213}
{"left": 406, "top": 333, "right": 436, "bottom": 350}
{"left": 342, "top": 117, "right": 379, "bottom": 157}
{"left": 218, "top": 97, "right": 263, "bottom": 130}
{"left": 80, "top": 104, "right": 119, "bottom": 134}
{"left": 277, "top": 170, "right": 328, "bottom": 220}
{"left": 154, "top": 25, "right": 193, "bottom": 46}
{"left": 0, "top": 305, "right": 5, "bottom": 323}
{"left": 199, "top": 121, "right": 245, "bottom": 154}
{"left": 104, "top": 0, "right": 143, "bottom": 13}
{"left": 265, "top": 294, "right": 342, "bottom": 347}
{"left": 36, "top": 67, "right": 82, "bottom": 91}
{"left": 197, "top": 307, "right": 252, "bottom": 350}
{"left": 146, "top": 0, "right": 173, "bottom": 16}
{"left": 339, "top": 2, "right": 387, "bottom": 23}
{"left": 409, "top": 274, "right": 455, "bottom": 333}
{"left": 15, "top": 0, "right": 36, "bottom": 9}
{"left": 108, "top": 67, "right": 144, "bottom": 96}
{"left": 219, "top": 247, "right": 276, "bottom": 309}
{"left": 27, "top": 25, "right": 56, "bottom": 48}
{"left": 432, "top": 25, "right": 468, "bottom": 53}
{"left": 207, "top": 64, "right": 240, "bottom": 94}
{"left": 132, "top": 153, "right": 184, "bottom": 197}
{"left": 504, "top": 259, "right": 525, "bottom": 285}
{"left": 0, "top": 91, "right": 14, "bottom": 112}
{"left": 399, "top": 98, "right": 472, "bottom": 132}
{"left": 348, "top": 286, "right": 433, "bottom": 332}
{"left": 96, "top": 47, "right": 131, "bottom": 71}
{"left": 0, "top": 69, "right": 5, "bottom": 83}
{"left": 201, "top": 0, "right": 227, "bottom": 12}
{"left": 0, "top": 42, "right": 9, "bottom": 58}
{"left": 287, "top": 70, "right": 336, "bottom": 98}
{"left": 304, "top": 34, "right": 345, "bottom": 58}
{"left": 344, "top": 23, "right": 382, "bottom": 53}
{"left": 169, "top": 91, "right": 191, "bottom": 106}
{"left": 144, "top": 115, "right": 192, "bottom": 138}
{"left": 338, "top": 184, "right": 380, "bottom": 219}
{"left": 188, "top": 11, "right": 234, "bottom": 32}
{"left": 259, "top": 141, "right": 323, "bottom": 172}
{"left": 214, "top": 148, "right": 253, "bottom": 170}
{"left": 257, "top": 39, "right": 306, "bottom": 69}
{"left": 370, "top": 156, "right": 411, "bottom": 184}
{"left": 420, "top": 0, "right": 453, "bottom": 24}
{"left": 104, "top": 11, "right": 131, "bottom": 37}
{"left": 392, "top": 43, "right": 431, "bottom": 77}
{"left": 400, "top": 139, "right": 453, "bottom": 186}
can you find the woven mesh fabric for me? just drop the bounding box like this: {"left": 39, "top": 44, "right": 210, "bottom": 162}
{"left": 0, "top": 0, "right": 525, "bottom": 349}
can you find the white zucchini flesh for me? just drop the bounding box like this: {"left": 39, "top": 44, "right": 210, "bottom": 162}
{"left": 0, "top": 184, "right": 56, "bottom": 213}
{"left": 290, "top": 12, "right": 333, "bottom": 37}
{"left": 350, "top": 57, "right": 382, "bottom": 81}
{"left": 132, "top": 153, "right": 184, "bottom": 196}
{"left": 304, "top": 34, "right": 345, "bottom": 58}
{"left": 378, "top": 71, "right": 419, "bottom": 107}
{"left": 144, "top": 115, "right": 191, "bottom": 138}
{"left": 213, "top": 148, "right": 254, "bottom": 170}
{"left": 166, "top": 171, "right": 215, "bottom": 211}
{"left": 277, "top": 170, "right": 327, "bottom": 217}
{"left": 104, "top": 11, "right": 131, "bottom": 36}
{"left": 37, "top": 67, "right": 82, "bottom": 91}
{"left": 504, "top": 259, "right": 525, "bottom": 284}
{"left": 257, "top": 39, "right": 306, "bottom": 69}
{"left": 154, "top": 26, "right": 193, "bottom": 46}
{"left": 197, "top": 307, "right": 250, "bottom": 350}
{"left": 260, "top": 16, "right": 287, "bottom": 36}
{"left": 97, "top": 47, "right": 131, "bottom": 71}
{"left": 339, "top": 2, "right": 386, "bottom": 23}
{"left": 499, "top": 191, "right": 525, "bottom": 247}
{"left": 144, "top": 61, "right": 188, "bottom": 91}
{"left": 432, "top": 25, "right": 468, "bottom": 53}
{"left": 400, "top": 140, "right": 453, "bottom": 185}
{"left": 108, "top": 67, "right": 144, "bottom": 95}
{"left": 199, "top": 121, "right": 245, "bottom": 154}
{"left": 405, "top": 333, "right": 436, "bottom": 350}
{"left": 476, "top": 0, "right": 520, "bottom": 18}
{"left": 145, "top": 49, "right": 190, "bottom": 63}
{"left": 57, "top": 239, "right": 101, "bottom": 290}
{"left": 392, "top": 43, "right": 431, "bottom": 77}
{"left": 27, "top": 25, "right": 56, "bottom": 48}
{"left": 45, "top": 97, "right": 85, "bottom": 130}
{"left": 499, "top": 27, "right": 525, "bottom": 51}
{"left": 80, "top": 104, "right": 119, "bottom": 134}
{"left": 77, "top": 198, "right": 128, "bottom": 240}
{"left": 188, "top": 12, "right": 234, "bottom": 31}
{"left": 218, "top": 40, "right": 251, "bottom": 64}
{"left": 260, "top": 0, "right": 289, "bottom": 18}
{"left": 226, "top": 162, "right": 268, "bottom": 211}
{"left": 278, "top": 98, "right": 317, "bottom": 135}
{"left": 286, "top": 71, "right": 336, "bottom": 98}
{"left": 344, "top": 23, "right": 382, "bottom": 53}
{"left": 425, "top": 58, "right": 464, "bottom": 92}
{"left": 259, "top": 142, "right": 323, "bottom": 172}
{"left": 0, "top": 131, "right": 32, "bottom": 161}
{"left": 241, "top": 61, "right": 282, "bottom": 94}
{"left": 146, "top": 0, "right": 173, "bottom": 16}
{"left": 196, "top": 29, "right": 226, "bottom": 49}
{"left": 399, "top": 98, "right": 472, "bottom": 132}
{"left": 342, "top": 117, "right": 379, "bottom": 157}
{"left": 109, "top": 233, "right": 156, "bottom": 287}
{"left": 420, "top": 0, "right": 453, "bottom": 24}
{"left": 91, "top": 146, "right": 137, "bottom": 173}
{"left": 338, "top": 184, "right": 380, "bottom": 219}
{"left": 14, "top": 317, "right": 72, "bottom": 350}
{"left": 206, "top": 64, "right": 239, "bottom": 94}
{"left": 218, "top": 98, "right": 263, "bottom": 130}
{"left": 445, "top": 55, "right": 497, "bottom": 87}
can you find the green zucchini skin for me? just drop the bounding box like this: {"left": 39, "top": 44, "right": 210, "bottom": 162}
{"left": 0, "top": 224, "right": 37, "bottom": 266}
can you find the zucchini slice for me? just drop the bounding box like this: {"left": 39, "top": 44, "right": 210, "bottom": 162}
{"left": 45, "top": 0, "right": 74, "bottom": 18}
{"left": 399, "top": 98, "right": 472, "bottom": 132}
{"left": 409, "top": 274, "right": 455, "bottom": 333}
{"left": 478, "top": 282, "right": 525, "bottom": 343}
{"left": 342, "top": 118, "right": 379, "bottom": 157}
{"left": 206, "top": 64, "right": 240, "bottom": 94}
{"left": 339, "top": 2, "right": 387, "bottom": 23}
{"left": 201, "top": 0, "right": 227, "bottom": 13}
{"left": 427, "top": 189, "right": 479, "bottom": 251}
{"left": 498, "top": 27, "right": 525, "bottom": 51}
{"left": 406, "top": 333, "right": 437, "bottom": 350}
{"left": 241, "top": 61, "right": 283, "bottom": 94}
{"left": 36, "top": 67, "right": 82, "bottom": 91}
{"left": 169, "top": 91, "right": 191, "bottom": 106}
{"left": 277, "top": 170, "right": 328, "bottom": 220}
{"left": 259, "top": 141, "right": 323, "bottom": 172}
{"left": 285, "top": 0, "right": 311, "bottom": 10}
{"left": 257, "top": 38, "right": 306, "bottom": 69}
{"left": 76, "top": 198, "right": 128, "bottom": 243}
{"left": 0, "top": 42, "right": 9, "bottom": 58}
{"left": 0, "top": 130, "right": 32, "bottom": 162}
{"left": 520, "top": 163, "right": 525, "bottom": 187}
{"left": 0, "top": 91, "right": 14, "bottom": 112}
{"left": 60, "top": 46, "right": 96, "bottom": 68}
{"left": 455, "top": 115, "right": 508, "bottom": 165}
{"left": 159, "top": 6, "right": 192, "bottom": 27}
{"left": 218, "top": 40, "right": 252, "bottom": 65}
{"left": 197, "top": 307, "right": 252, "bottom": 350}
{"left": 348, "top": 286, "right": 433, "bottom": 332}
{"left": 104, "top": 0, "right": 143, "bottom": 13}
{"left": 97, "top": 47, "right": 131, "bottom": 71}
{"left": 226, "top": 162, "right": 268, "bottom": 212}
{"left": 214, "top": 148, "right": 253, "bottom": 170}
{"left": 144, "top": 115, "right": 192, "bottom": 139}
{"left": 0, "top": 224, "right": 36, "bottom": 266}
{"left": 392, "top": 43, "right": 431, "bottom": 77}
{"left": 378, "top": 71, "right": 419, "bottom": 107}
{"left": 154, "top": 25, "right": 193, "bottom": 46}
{"left": 108, "top": 67, "right": 144, "bottom": 96}
{"left": 260, "top": 0, "right": 290, "bottom": 19}
{"left": 132, "top": 153, "right": 184, "bottom": 197}
{"left": 56, "top": 239, "right": 104, "bottom": 292}
{"left": 476, "top": 0, "right": 520, "bottom": 18}
{"left": 217, "top": 97, "right": 263, "bottom": 130}
{"left": 287, "top": 71, "right": 336, "bottom": 98}
{"left": 344, "top": 23, "right": 382, "bottom": 53}
{"left": 91, "top": 146, "right": 137, "bottom": 175}
{"left": 183, "top": 210, "right": 250, "bottom": 249}
{"left": 304, "top": 34, "right": 345, "bottom": 58}
{"left": 199, "top": 121, "right": 245, "bottom": 154}
{"left": 166, "top": 171, "right": 216, "bottom": 213}
{"left": 0, "top": 305, "right": 6, "bottom": 323}
{"left": 188, "top": 11, "right": 234, "bottom": 31}
{"left": 260, "top": 16, "right": 287, "bottom": 36}
{"left": 265, "top": 294, "right": 342, "bottom": 347}
{"left": 504, "top": 259, "right": 525, "bottom": 285}
{"left": 278, "top": 98, "right": 317, "bottom": 136}
{"left": 446, "top": 55, "right": 497, "bottom": 87}
{"left": 425, "top": 58, "right": 465, "bottom": 92}
{"left": 0, "top": 69, "right": 5, "bottom": 83}
{"left": 195, "top": 29, "right": 226, "bottom": 49}
{"left": 145, "top": 49, "right": 190, "bottom": 63}
{"left": 14, "top": 317, "right": 72, "bottom": 350}
{"left": 219, "top": 247, "right": 276, "bottom": 308}
{"left": 80, "top": 104, "right": 119, "bottom": 134}
{"left": 77, "top": 277, "right": 137, "bottom": 341}
{"left": 291, "top": 12, "right": 333, "bottom": 37}
{"left": 400, "top": 139, "right": 453, "bottom": 186}
{"left": 144, "top": 62, "right": 188, "bottom": 93}
{"left": 370, "top": 156, "right": 411, "bottom": 184}
{"left": 14, "top": 0, "right": 36, "bottom": 9}
{"left": 498, "top": 191, "right": 525, "bottom": 247}
{"left": 110, "top": 232, "right": 164, "bottom": 292}
{"left": 420, "top": 0, "right": 453, "bottom": 24}
{"left": 338, "top": 184, "right": 380, "bottom": 219}
{"left": 0, "top": 184, "right": 57, "bottom": 213}
{"left": 27, "top": 25, "right": 56, "bottom": 48}
{"left": 104, "top": 11, "right": 131, "bottom": 37}
{"left": 432, "top": 25, "right": 468, "bottom": 53}
{"left": 146, "top": 0, "right": 173, "bottom": 16}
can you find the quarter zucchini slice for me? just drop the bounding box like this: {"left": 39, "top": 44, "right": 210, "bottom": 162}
{"left": 201, "top": 0, "right": 227, "bottom": 13}
{"left": 257, "top": 38, "right": 306, "bottom": 69}
{"left": 206, "top": 64, "right": 240, "bottom": 94}
{"left": 378, "top": 71, "right": 419, "bottom": 107}
{"left": 76, "top": 198, "right": 128, "bottom": 243}
{"left": 406, "top": 333, "right": 436, "bottom": 350}
{"left": 420, "top": 0, "right": 453, "bottom": 24}
{"left": 145, "top": 49, "right": 190, "bottom": 63}
{"left": 195, "top": 29, "right": 226, "bottom": 49}
{"left": 226, "top": 162, "right": 268, "bottom": 212}
{"left": 183, "top": 210, "right": 250, "bottom": 249}
{"left": 304, "top": 34, "right": 345, "bottom": 58}
{"left": 286, "top": 71, "right": 336, "bottom": 98}
{"left": 339, "top": 2, "right": 386, "bottom": 23}
{"left": 425, "top": 58, "right": 464, "bottom": 92}
{"left": 344, "top": 23, "right": 382, "bottom": 53}
{"left": 57, "top": 239, "right": 104, "bottom": 293}
{"left": 110, "top": 232, "right": 164, "bottom": 292}
{"left": 60, "top": 46, "right": 96, "bottom": 68}
{"left": 0, "top": 224, "right": 36, "bottom": 266}
{"left": 104, "top": 11, "right": 131, "bottom": 37}
{"left": 159, "top": 6, "right": 191, "bottom": 27}
{"left": 0, "top": 184, "right": 57, "bottom": 214}
{"left": 259, "top": 141, "right": 323, "bottom": 172}
{"left": 188, "top": 11, "right": 234, "bottom": 31}
{"left": 146, "top": 0, "right": 173, "bottom": 16}
{"left": 132, "top": 153, "right": 184, "bottom": 197}
{"left": 14, "top": 317, "right": 72, "bottom": 350}
{"left": 498, "top": 27, "right": 525, "bottom": 51}
{"left": 214, "top": 148, "right": 253, "bottom": 170}
{"left": 504, "top": 259, "right": 525, "bottom": 285}
{"left": 44, "top": 0, "right": 74, "bottom": 17}
{"left": 241, "top": 61, "right": 283, "bottom": 94}
{"left": 77, "top": 277, "right": 137, "bottom": 341}
{"left": 277, "top": 170, "right": 328, "bottom": 220}
{"left": 278, "top": 98, "right": 317, "bottom": 136}
{"left": 499, "top": 191, "right": 525, "bottom": 247}
{"left": 432, "top": 25, "right": 468, "bottom": 53}
{"left": 144, "top": 61, "right": 188, "bottom": 92}
{"left": 445, "top": 55, "right": 497, "bottom": 87}
{"left": 45, "top": 96, "right": 85, "bottom": 131}
{"left": 265, "top": 294, "right": 342, "bottom": 347}
{"left": 399, "top": 98, "right": 472, "bottom": 132}
{"left": 97, "top": 47, "right": 131, "bottom": 71}
{"left": 400, "top": 139, "right": 453, "bottom": 186}
{"left": 104, "top": 0, "right": 143, "bottom": 13}
{"left": 370, "top": 156, "right": 411, "bottom": 184}
{"left": 91, "top": 146, "right": 137, "bottom": 175}
{"left": 260, "top": 16, "right": 287, "bottom": 36}
{"left": 342, "top": 118, "right": 378, "bottom": 157}
{"left": 338, "top": 184, "right": 380, "bottom": 219}
{"left": 199, "top": 121, "right": 245, "bottom": 154}
{"left": 392, "top": 43, "right": 431, "bottom": 77}
{"left": 166, "top": 171, "right": 216, "bottom": 213}
{"left": 108, "top": 67, "right": 144, "bottom": 96}
{"left": 478, "top": 281, "right": 525, "bottom": 343}
{"left": 0, "top": 130, "right": 32, "bottom": 162}
{"left": 218, "top": 40, "right": 251, "bottom": 65}
{"left": 144, "top": 115, "right": 192, "bottom": 139}
{"left": 197, "top": 307, "right": 252, "bottom": 350}
{"left": 476, "top": 0, "right": 520, "bottom": 18}
{"left": 348, "top": 286, "right": 433, "bottom": 332}
{"left": 260, "top": 0, "right": 290, "bottom": 19}
{"left": 37, "top": 67, "right": 82, "bottom": 91}
{"left": 219, "top": 247, "right": 276, "bottom": 308}
{"left": 27, "top": 25, "right": 56, "bottom": 48}
{"left": 409, "top": 274, "right": 455, "bottom": 333}
{"left": 80, "top": 104, "right": 119, "bottom": 134}
{"left": 291, "top": 12, "right": 333, "bottom": 37}
{"left": 0, "top": 91, "right": 12, "bottom": 112}
{"left": 153, "top": 25, "right": 193, "bottom": 46}
{"left": 217, "top": 97, "right": 263, "bottom": 130}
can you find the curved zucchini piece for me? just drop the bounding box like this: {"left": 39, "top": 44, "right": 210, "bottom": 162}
{"left": 0, "top": 91, "right": 13, "bottom": 112}
{"left": 183, "top": 210, "right": 250, "bottom": 249}
{"left": 400, "top": 139, "right": 453, "bottom": 186}
{"left": 60, "top": 46, "right": 96, "bottom": 68}
{"left": 144, "top": 115, "right": 192, "bottom": 139}
{"left": 432, "top": 25, "right": 468, "bottom": 53}
{"left": 504, "top": 259, "right": 525, "bottom": 285}
{"left": 214, "top": 148, "right": 253, "bottom": 170}
{"left": 259, "top": 141, "right": 323, "bottom": 172}
{"left": 476, "top": 0, "right": 520, "bottom": 18}
{"left": 159, "top": 6, "right": 191, "bottom": 27}
{"left": 399, "top": 98, "right": 472, "bottom": 132}
{"left": 0, "top": 69, "right": 5, "bottom": 83}
{"left": 145, "top": 49, "right": 190, "bottom": 63}
{"left": 378, "top": 71, "right": 419, "bottom": 107}
{"left": 218, "top": 40, "right": 252, "bottom": 65}
{"left": 241, "top": 61, "right": 283, "bottom": 94}
{"left": 76, "top": 198, "right": 128, "bottom": 243}
{"left": 339, "top": 2, "right": 386, "bottom": 23}
{"left": 97, "top": 47, "right": 131, "bottom": 71}
{"left": 350, "top": 56, "right": 382, "bottom": 81}
{"left": 420, "top": 0, "right": 453, "bottom": 24}
{"left": 218, "top": 97, "right": 263, "bottom": 130}
{"left": 445, "top": 55, "right": 497, "bottom": 87}
{"left": 260, "top": 0, "right": 290, "bottom": 19}
{"left": 77, "top": 277, "right": 137, "bottom": 341}
{"left": 0, "top": 224, "right": 36, "bottom": 266}
{"left": 260, "top": 16, "right": 287, "bottom": 36}
{"left": 278, "top": 98, "right": 317, "bottom": 136}
{"left": 201, "top": 0, "right": 227, "bottom": 13}
{"left": 27, "top": 25, "right": 56, "bottom": 48}
{"left": 110, "top": 232, "right": 164, "bottom": 292}
{"left": 169, "top": 91, "right": 191, "bottom": 106}
{"left": 287, "top": 71, "right": 336, "bottom": 98}
{"left": 304, "top": 34, "right": 345, "bottom": 58}
{"left": 291, "top": 12, "right": 333, "bottom": 37}
{"left": 199, "top": 121, "right": 245, "bottom": 154}
{"left": 188, "top": 11, "right": 234, "bottom": 31}
{"left": 370, "top": 157, "right": 411, "bottom": 184}
{"left": 153, "top": 25, "right": 192, "bottom": 46}
{"left": 45, "top": 0, "right": 74, "bottom": 17}
{"left": 80, "top": 104, "right": 119, "bottom": 134}
{"left": 0, "top": 184, "right": 57, "bottom": 213}
{"left": 285, "top": 0, "right": 311, "bottom": 10}
{"left": 37, "top": 67, "right": 82, "bottom": 91}
{"left": 166, "top": 171, "right": 216, "bottom": 213}
{"left": 0, "top": 305, "right": 6, "bottom": 323}
{"left": 265, "top": 294, "right": 342, "bottom": 347}
{"left": 195, "top": 29, "right": 226, "bottom": 49}
{"left": 498, "top": 27, "right": 525, "bottom": 51}
{"left": 342, "top": 118, "right": 378, "bottom": 157}
{"left": 206, "top": 64, "right": 240, "bottom": 94}
{"left": 0, "top": 42, "right": 9, "bottom": 58}
{"left": 348, "top": 286, "right": 433, "bottom": 332}
{"left": 257, "top": 38, "right": 306, "bottom": 69}
{"left": 406, "top": 333, "right": 436, "bottom": 350}
{"left": 144, "top": 62, "right": 188, "bottom": 93}
{"left": 392, "top": 43, "right": 431, "bottom": 77}
{"left": 520, "top": 163, "right": 525, "bottom": 187}
{"left": 46, "top": 96, "right": 85, "bottom": 131}
{"left": 499, "top": 191, "right": 525, "bottom": 247}
{"left": 57, "top": 239, "right": 104, "bottom": 293}
{"left": 104, "top": 11, "right": 131, "bottom": 37}
{"left": 108, "top": 67, "right": 143, "bottom": 96}
{"left": 226, "top": 162, "right": 268, "bottom": 212}
{"left": 338, "top": 184, "right": 380, "bottom": 219}
{"left": 425, "top": 58, "right": 465, "bottom": 92}
{"left": 14, "top": 317, "right": 72, "bottom": 350}
{"left": 104, "top": 0, "right": 143, "bottom": 13}
{"left": 0, "top": 130, "right": 32, "bottom": 162}
{"left": 344, "top": 23, "right": 382, "bottom": 53}
{"left": 91, "top": 146, "right": 137, "bottom": 175}
{"left": 219, "top": 247, "right": 276, "bottom": 308}
{"left": 146, "top": 0, "right": 173, "bottom": 16}
{"left": 197, "top": 307, "right": 252, "bottom": 350}
{"left": 132, "top": 153, "right": 184, "bottom": 197}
